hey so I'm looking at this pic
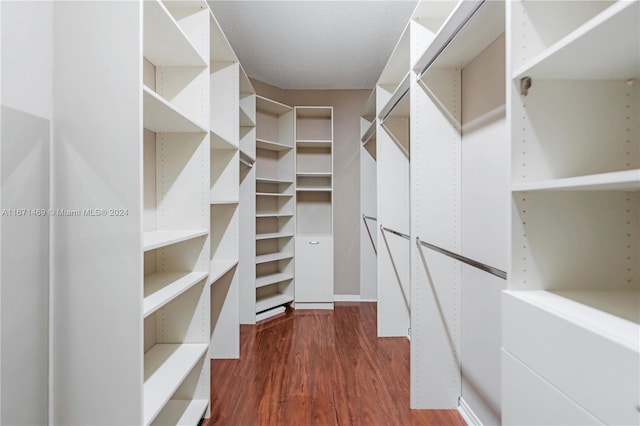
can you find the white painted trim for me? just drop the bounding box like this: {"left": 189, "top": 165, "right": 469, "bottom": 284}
{"left": 458, "top": 397, "right": 482, "bottom": 426}
{"left": 333, "top": 294, "right": 376, "bottom": 302}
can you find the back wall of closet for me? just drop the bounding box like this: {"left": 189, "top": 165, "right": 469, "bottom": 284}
{"left": 251, "top": 79, "right": 369, "bottom": 297}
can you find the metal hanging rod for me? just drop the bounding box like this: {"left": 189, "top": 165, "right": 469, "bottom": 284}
{"left": 380, "top": 225, "right": 410, "bottom": 241}
{"left": 416, "top": 237, "right": 506, "bottom": 280}
{"left": 362, "top": 215, "right": 378, "bottom": 255}
{"left": 239, "top": 157, "right": 254, "bottom": 168}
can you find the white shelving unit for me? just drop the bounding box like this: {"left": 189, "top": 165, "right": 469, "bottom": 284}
{"left": 208, "top": 10, "right": 252, "bottom": 360}
{"left": 142, "top": 1, "right": 211, "bottom": 424}
{"left": 503, "top": 1, "right": 639, "bottom": 425}
{"left": 360, "top": 88, "right": 378, "bottom": 301}
{"left": 295, "top": 106, "right": 334, "bottom": 309}
{"left": 252, "top": 96, "right": 295, "bottom": 322}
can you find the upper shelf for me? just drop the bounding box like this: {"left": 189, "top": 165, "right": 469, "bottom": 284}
{"left": 143, "top": 229, "right": 208, "bottom": 252}
{"left": 512, "top": 169, "right": 640, "bottom": 192}
{"left": 144, "top": 0, "right": 206, "bottom": 67}
{"left": 209, "top": 6, "right": 236, "bottom": 63}
{"left": 256, "top": 138, "right": 293, "bottom": 151}
{"left": 257, "top": 95, "right": 292, "bottom": 115}
{"left": 296, "top": 140, "right": 332, "bottom": 148}
{"left": 414, "top": 0, "right": 502, "bottom": 76}
{"left": 378, "top": 71, "right": 410, "bottom": 121}
{"left": 513, "top": 1, "right": 640, "bottom": 80}
{"left": 143, "top": 87, "right": 206, "bottom": 133}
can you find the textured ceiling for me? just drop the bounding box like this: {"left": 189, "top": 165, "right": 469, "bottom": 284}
{"left": 208, "top": 1, "right": 418, "bottom": 90}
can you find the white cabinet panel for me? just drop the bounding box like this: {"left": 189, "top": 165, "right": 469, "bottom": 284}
{"left": 295, "top": 236, "right": 333, "bottom": 304}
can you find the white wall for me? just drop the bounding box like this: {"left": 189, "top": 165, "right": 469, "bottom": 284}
{"left": 0, "top": 2, "right": 52, "bottom": 424}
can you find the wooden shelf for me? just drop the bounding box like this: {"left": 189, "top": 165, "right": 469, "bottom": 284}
{"left": 256, "top": 272, "right": 294, "bottom": 289}
{"left": 255, "top": 293, "right": 294, "bottom": 313}
{"left": 512, "top": 170, "right": 640, "bottom": 192}
{"left": 513, "top": 1, "right": 640, "bottom": 80}
{"left": 143, "top": 87, "right": 206, "bottom": 133}
{"left": 256, "top": 232, "right": 293, "bottom": 241}
{"left": 256, "top": 138, "right": 293, "bottom": 151}
{"left": 143, "top": 0, "right": 206, "bottom": 67}
{"left": 209, "top": 259, "right": 239, "bottom": 285}
{"left": 255, "top": 252, "right": 294, "bottom": 264}
{"left": 151, "top": 399, "right": 209, "bottom": 426}
{"left": 143, "top": 343, "right": 208, "bottom": 425}
{"left": 296, "top": 140, "right": 332, "bottom": 148}
{"left": 144, "top": 272, "right": 208, "bottom": 317}
{"left": 257, "top": 95, "right": 292, "bottom": 115}
{"left": 143, "top": 230, "right": 208, "bottom": 252}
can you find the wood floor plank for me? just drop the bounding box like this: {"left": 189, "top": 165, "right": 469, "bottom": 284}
{"left": 206, "top": 303, "right": 465, "bottom": 426}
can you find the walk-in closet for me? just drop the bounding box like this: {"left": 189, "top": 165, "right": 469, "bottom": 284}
{"left": 1, "top": 1, "right": 638, "bottom": 425}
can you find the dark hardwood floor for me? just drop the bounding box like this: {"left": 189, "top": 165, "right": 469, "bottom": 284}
{"left": 205, "top": 302, "right": 465, "bottom": 426}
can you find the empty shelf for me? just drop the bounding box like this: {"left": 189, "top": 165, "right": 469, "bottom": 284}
{"left": 209, "top": 258, "right": 239, "bottom": 285}
{"left": 256, "top": 177, "right": 293, "bottom": 184}
{"left": 256, "top": 232, "right": 294, "bottom": 240}
{"left": 151, "top": 399, "right": 208, "bottom": 426}
{"left": 256, "top": 272, "right": 294, "bottom": 288}
{"left": 255, "top": 213, "right": 293, "bottom": 218}
{"left": 296, "top": 140, "right": 332, "bottom": 148}
{"left": 256, "top": 95, "right": 292, "bottom": 115}
{"left": 210, "top": 199, "right": 239, "bottom": 205}
{"left": 296, "top": 187, "right": 332, "bottom": 192}
{"left": 513, "top": 1, "right": 639, "bottom": 80}
{"left": 296, "top": 172, "right": 332, "bottom": 177}
{"left": 256, "top": 192, "right": 293, "bottom": 197}
{"left": 143, "top": 0, "right": 206, "bottom": 67}
{"left": 256, "top": 293, "right": 294, "bottom": 313}
{"left": 143, "top": 230, "right": 208, "bottom": 252}
{"left": 255, "top": 252, "right": 294, "bottom": 264}
{"left": 239, "top": 106, "right": 255, "bottom": 127}
{"left": 256, "top": 138, "right": 293, "bottom": 151}
{"left": 143, "top": 343, "right": 208, "bottom": 425}
{"left": 512, "top": 170, "right": 640, "bottom": 192}
{"left": 144, "top": 271, "right": 208, "bottom": 317}
{"left": 143, "top": 87, "right": 206, "bottom": 133}
{"left": 210, "top": 130, "right": 237, "bottom": 150}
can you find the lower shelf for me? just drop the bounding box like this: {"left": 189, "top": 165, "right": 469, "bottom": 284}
{"left": 209, "top": 258, "right": 239, "bottom": 285}
{"left": 143, "top": 343, "right": 208, "bottom": 425}
{"left": 256, "top": 272, "right": 293, "bottom": 289}
{"left": 256, "top": 293, "right": 293, "bottom": 313}
{"left": 151, "top": 399, "right": 209, "bottom": 426}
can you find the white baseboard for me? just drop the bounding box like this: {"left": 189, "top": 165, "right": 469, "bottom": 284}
{"left": 458, "top": 397, "right": 483, "bottom": 426}
{"left": 333, "top": 294, "right": 376, "bottom": 302}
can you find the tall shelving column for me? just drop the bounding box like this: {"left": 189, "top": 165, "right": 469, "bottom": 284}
{"left": 375, "top": 21, "right": 411, "bottom": 337}
{"left": 360, "top": 89, "right": 378, "bottom": 301}
{"left": 253, "top": 96, "right": 295, "bottom": 322}
{"left": 410, "top": 0, "right": 507, "bottom": 418}
{"left": 208, "top": 10, "right": 251, "bottom": 359}
{"left": 294, "top": 106, "right": 334, "bottom": 310}
{"left": 142, "top": 1, "right": 211, "bottom": 424}
{"left": 503, "top": 1, "right": 639, "bottom": 425}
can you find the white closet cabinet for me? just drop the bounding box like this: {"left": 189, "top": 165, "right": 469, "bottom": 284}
{"left": 253, "top": 96, "right": 295, "bottom": 322}
{"left": 52, "top": 1, "right": 247, "bottom": 424}
{"left": 503, "top": 1, "right": 640, "bottom": 424}
{"left": 295, "top": 106, "right": 334, "bottom": 309}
